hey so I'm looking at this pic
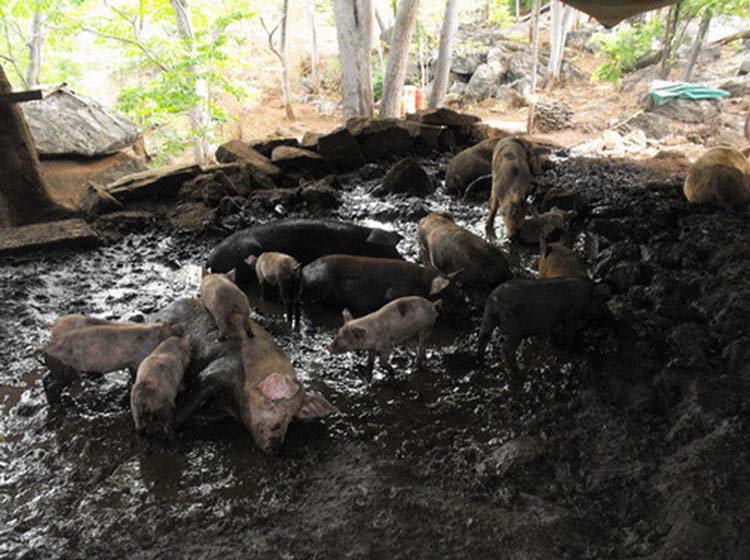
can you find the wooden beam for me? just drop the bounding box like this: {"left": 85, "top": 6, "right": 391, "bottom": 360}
{"left": 0, "top": 89, "right": 43, "bottom": 103}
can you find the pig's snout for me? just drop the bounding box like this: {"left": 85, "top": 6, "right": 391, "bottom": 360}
{"left": 261, "top": 437, "right": 284, "bottom": 455}
{"left": 329, "top": 339, "right": 343, "bottom": 354}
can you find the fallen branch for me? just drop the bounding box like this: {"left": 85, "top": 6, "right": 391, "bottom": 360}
{"left": 711, "top": 29, "right": 750, "bottom": 46}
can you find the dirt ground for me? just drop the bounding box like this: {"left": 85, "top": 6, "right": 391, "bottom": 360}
{"left": 2, "top": 143, "right": 750, "bottom": 558}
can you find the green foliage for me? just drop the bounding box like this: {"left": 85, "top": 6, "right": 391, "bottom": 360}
{"left": 592, "top": 17, "right": 663, "bottom": 85}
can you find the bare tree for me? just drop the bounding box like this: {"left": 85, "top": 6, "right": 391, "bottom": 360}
{"left": 26, "top": 8, "right": 44, "bottom": 87}
{"left": 527, "top": 0, "right": 541, "bottom": 133}
{"left": 332, "top": 0, "right": 374, "bottom": 120}
{"left": 380, "top": 0, "right": 420, "bottom": 118}
{"left": 659, "top": 1, "right": 683, "bottom": 80}
{"left": 682, "top": 8, "right": 712, "bottom": 82}
{"left": 428, "top": 0, "right": 458, "bottom": 109}
{"left": 305, "top": 0, "right": 318, "bottom": 90}
{"left": 0, "top": 64, "right": 73, "bottom": 227}
{"left": 261, "top": 0, "right": 295, "bottom": 120}
{"left": 546, "top": 0, "right": 572, "bottom": 87}
{"left": 170, "top": 0, "right": 210, "bottom": 163}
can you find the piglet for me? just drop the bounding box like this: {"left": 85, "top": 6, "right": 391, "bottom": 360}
{"left": 329, "top": 295, "right": 441, "bottom": 381}
{"left": 130, "top": 336, "right": 191, "bottom": 439}
{"left": 538, "top": 235, "right": 587, "bottom": 279}
{"left": 200, "top": 268, "right": 252, "bottom": 340}
{"left": 245, "top": 252, "right": 303, "bottom": 330}
{"left": 50, "top": 315, "right": 114, "bottom": 342}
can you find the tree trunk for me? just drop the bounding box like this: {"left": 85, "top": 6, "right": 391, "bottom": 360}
{"left": 26, "top": 9, "right": 44, "bottom": 88}
{"left": 682, "top": 8, "right": 712, "bottom": 82}
{"left": 170, "top": 0, "right": 209, "bottom": 163}
{"left": 546, "top": 0, "right": 572, "bottom": 86}
{"left": 332, "top": 0, "right": 374, "bottom": 120}
{"left": 280, "top": 0, "right": 295, "bottom": 119}
{"left": 380, "top": 0, "right": 420, "bottom": 118}
{"left": 305, "top": 0, "right": 318, "bottom": 90}
{"left": 659, "top": 2, "right": 682, "bottom": 80}
{"left": 515, "top": 0, "right": 521, "bottom": 20}
{"left": 428, "top": 0, "right": 458, "bottom": 109}
{"left": 527, "top": 0, "right": 541, "bottom": 133}
{"left": 0, "top": 64, "right": 73, "bottom": 227}
{"left": 483, "top": 0, "right": 491, "bottom": 23}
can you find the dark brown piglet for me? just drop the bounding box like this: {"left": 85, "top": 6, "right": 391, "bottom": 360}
{"left": 245, "top": 252, "right": 303, "bottom": 329}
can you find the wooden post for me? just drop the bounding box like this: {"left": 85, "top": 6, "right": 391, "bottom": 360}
{"left": 0, "top": 65, "right": 73, "bottom": 227}
{"left": 527, "top": 0, "right": 541, "bottom": 134}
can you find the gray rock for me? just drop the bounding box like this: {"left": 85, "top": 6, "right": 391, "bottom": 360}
{"left": 466, "top": 62, "right": 503, "bottom": 100}
{"left": 22, "top": 85, "right": 141, "bottom": 158}
{"left": 488, "top": 435, "right": 546, "bottom": 478}
{"left": 451, "top": 51, "right": 485, "bottom": 77}
{"left": 376, "top": 158, "right": 434, "bottom": 197}
{"left": 649, "top": 98, "right": 721, "bottom": 124}
{"left": 628, "top": 111, "right": 679, "bottom": 139}
{"left": 717, "top": 77, "right": 750, "bottom": 97}
{"left": 740, "top": 56, "right": 750, "bottom": 76}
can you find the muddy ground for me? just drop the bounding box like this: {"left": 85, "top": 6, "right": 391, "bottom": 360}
{"left": 2, "top": 150, "right": 750, "bottom": 559}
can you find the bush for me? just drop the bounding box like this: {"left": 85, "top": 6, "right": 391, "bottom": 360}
{"left": 592, "top": 17, "right": 663, "bottom": 85}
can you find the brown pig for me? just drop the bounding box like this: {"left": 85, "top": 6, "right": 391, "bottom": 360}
{"left": 50, "top": 315, "right": 114, "bottom": 342}
{"left": 476, "top": 277, "right": 611, "bottom": 381}
{"left": 237, "top": 323, "right": 337, "bottom": 454}
{"left": 245, "top": 252, "right": 303, "bottom": 329}
{"left": 486, "top": 137, "right": 540, "bottom": 240}
{"left": 44, "top": 321, "right": 180, "bottom": 374}
{"left": 329, "top": 296, "right": 442, "bottom": 380}
{"left": 418, "top": 212, "right": 511, "bottom": 288}
{"left": 130, "top": 336, "right": 191, "bottom": 439}
{"left": 683, "top": 146, "right": 750, "bottom": 210}
{"left": 516, "top": 207, "right": 577, "bottom": 245}
{"left": 538, "top": 235, "right": 587, "bottom": 279}
{"left": 200, "top": 268, "right": 252, "bottom": 340}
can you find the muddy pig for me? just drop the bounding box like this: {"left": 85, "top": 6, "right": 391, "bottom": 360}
{"left": 200, "top": 269, "right": 252, "bottom": 340}
{"left": 245, "top": 252, "right": 303, "bottom": 329}
{"left": 302, "top": 254, "right": 453, "bottom": 316}
{"left": 476, "top": 277, "right": 610, "bottom": 379}
{"left": 486, "top": 137, "right": 540, "bottom": 240}
{"left": 538, "top": 235, "right": 587, "bottom": 279}
{"left": 683, "top": 146, "right": 750, "bottom": 211}
{"left": 44, "top": 321, "right": 179, "bottom": 374}
{"left": 418, "top": 212, "right": 511, "bottom": 288}
{"left": 207, "top": 219, "right": 403, "bottom": 277}
{"left": 516, "top": 207, "right": 577, "bottom": 245}
{"left": 130, "top": 336, "right": 191, "bottom": 439}
{"left": 50, "top": 315, "right": 115, "bottom": 342}
{"left": 330, "top": 296, "right": 441, "bottom": 380}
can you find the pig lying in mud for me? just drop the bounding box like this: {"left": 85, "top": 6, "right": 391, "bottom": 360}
{"left": 417, "top": 212, "right": 511, "bottom": 288}
{"left": 330, "top": 296, "right": 441, "bottom": 381}
{"left": 43, "top": 319, "right": 181, "bottom": 403}
{"left": 131, "top": 336, "right": 191, "bottom": 439}
{"left": 302, "top": 254, "right": 453, "bottom": 316}
{"left": 207, "top": 219, "right": 403, "bottom": 277}
{"left": 245, "top": 252, "right": 303, "bottom": 330}
{"left": 154, "top": 298, "right": 336, "bottom": 454}
{"left": 683, "top": 146, "right": 750, "bottom": 211}
{"left": 476, "top": 278, "right": 611, "bottom": 380}
{"left": 538, "top": 236, "right": 588, "bottom": 279}
{"left": 200, "top": 269, "right": 252, "bottom": 340}
{"left": 486, "top": 137, "right": 540, "bottom": 240}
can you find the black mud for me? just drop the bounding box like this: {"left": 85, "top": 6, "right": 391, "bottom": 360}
{"left": 2, "top": 152, "right": 750, "bottom": 559}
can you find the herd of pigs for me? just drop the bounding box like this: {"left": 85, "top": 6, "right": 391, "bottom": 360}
{"left": 41, "top": 137, "right": 750, "bottom": 454}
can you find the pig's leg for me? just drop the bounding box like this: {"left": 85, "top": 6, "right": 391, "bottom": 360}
{"left": 359, "top": 351, "right": 376, "bottom": 382}
{"left": 280, "top": 288, "right": 293, "bottom": 327}
{"left": 42, "top": 356, "right": 78, "bottom": 407}
{"left": 476, "top": 305, "right": 497, "bottom": 362}
{"left": 485, "top": 194, "right": 499, "bottom": 240}
{"left": 379, "top": 347, "right": 393, "bottom": 374}
{"left": 503, "top": 337, "right": 522, "bottom": 386}
{"left": 259, "top": 279, "right": 266, "bottom": 302}
{"left": 415, "top": 329, "right": 430, "bottom": 369}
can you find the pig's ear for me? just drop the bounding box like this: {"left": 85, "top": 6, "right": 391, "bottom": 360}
{"left": 430, "top": 275, "right": 451, "bottom": 295}
{"left": 296, "top": 393, "right": 338, "bottom": 420}
{"left": 366, "top": 229, "right": 402, "bottom": 247}
{"left": 225, "top": 269, "right": 237, "bottom": 283}
{"left": 201, "top": 266, "right": 210, "bottom": 278}
{"left": 244, "top": 255, "right": 258, "bottom": 268}
{"left": 258, "top": 372, "right": 301, "bottom": 401}
{"left": 341, "top": 308, "right": 354, "bottom": 323}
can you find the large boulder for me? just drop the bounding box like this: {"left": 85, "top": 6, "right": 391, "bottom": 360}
{"left": 451, "top": 51, "right": 485, "bottom": 77}
{"left": 375, "top": 158, "right": 434, "bottom": 197}
{"left": 649, "top": 98, "right": 721, "bottom": 124}
{"left": 465, "top": 62, "right": 503, "bottom": 100}
{"left": 271, "top": 146, "right": 328, "bottom": 177}
{"left": 215, "top": 140, "right": 281, "bottom": 179}
{"left": 21, "top": 85, "right": 141, "bottom": 158}
{"left": 248, "top": 137, "right": 300, "bottom": 158}
{"left": 445, "top": 137, "right": 502, "bottom": 196}
{"left": 346, "top": 118, "right": 414, "bottom": 162}
{"left": 316, "top": 127, "right": 365, "bottom": 171}
{"left": 408, "top": 108, "right": 480, "bottom": 128}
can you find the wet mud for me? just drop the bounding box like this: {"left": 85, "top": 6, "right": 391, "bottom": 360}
{"left": 2, "top": 151, "right": 750, "bottom": 559}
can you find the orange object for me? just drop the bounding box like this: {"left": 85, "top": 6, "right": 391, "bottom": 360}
{"left": 415, "top": 88, "right": 425, "bottom": 110}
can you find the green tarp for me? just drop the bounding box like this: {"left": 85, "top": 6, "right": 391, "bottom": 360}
{"left": 649, "top": 80, "right": 730, "bottom": 106}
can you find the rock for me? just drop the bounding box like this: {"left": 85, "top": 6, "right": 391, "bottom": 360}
{"left": 601, "top": 129, "right": 624, "bottom": 151}
{"left": 201, "top": 172, "right": 239, "bottom": 207}
{"left": 542, "top": 187, "right": 585, "bottom": 214}
{"left": 300, "top": 131, "right": 321, "bottom": 150}
{"left": 495, "top": 84, "right": 527, "bottom": 107}
{"left": 506, "top": 52, "right": 546, "bottom": 85}
{"left": 0, "top": 219, "right": 99, "bottom": 255}
{"left": 649, "top": 98, "right": 721, "bottom": 124}
{"left": 451, "top": 51, "right": 485, "bottom": 77}
{"left": 488, "top": 435, "right": 546, "bottom": 478}
{"left": 21, "top": 84, "right": 141, "bottom": 157}
{"left": 105, "top": 163, "right": 203, "bottom": 202}
{"left": 248, "top": 137, "right": 300, "bottom": 158}
{"left": 215, "top": 140, "right": 281, "bottom": 179}
{"left": 722, "top": 338, "right": 750, "bottom": 378}
{"left": 408, "top": 108, "right": 480, "bottom": 128}
{"left": 270, "top": 146, "right": 328, "bottom": 177}
{"left": 76, "top": 182, "right": 123, "bottom": 218}
{"left": 445, "top": 137, "right": 501, "bottom": 196}
{"left": 448, "top": 80, "right": 467, "bottom": 95}
{"left": 376, "top": 158, "right": 434, "bottom": 197}
{"left": 667, "top": 323, "right": 709, "bottom": 369}
{"left": 534, "top": 98, "right": 573, "bottom": 132}
{"left": 567, "top": 30, "right": 599, "bottom": 53}
{"left": 300, "top": 181, "right": 341, "bottom": 211}
{"left": 93, "top": 210, "right": 158, "bottom": 235}
{"left": 605, "top": 261, "right": 653, "bottom": 294}
{"left": 316, "top": 127, "right": 365, "bottom": 172}
{"left": 346, "top": 118, "right": 414, "bottom": 162}
{"left": 168, "top": 202, "right": 217, "bottom": 232}
{"left": 400, "top": 121, "right": 457, "bottom": 150}
{"left": 465, "top": 62, "right": 503, "bottom": 100}
{"left": 740, "top": 56, "right": 750, "bottom": 76}
{"left": 627, "top": 111, "right": 679, "bottom": 140}
{"left": 628, "top": 383, "right": 657, "bottom": 415}
{"left": 715, "top": 76, "right": 750, "bottom": 97}
{"left": 249, "top": 187, "right": 301, "bottom": 211}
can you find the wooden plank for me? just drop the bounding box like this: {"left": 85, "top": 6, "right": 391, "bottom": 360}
{"left": 105, "top": 163, "right": 202, "bottom": 202}
{"left": 0, "top": 219, "right": 98, "bottom": 255}
{"left": 0, "top": 89, "right": 43, "bottom": 103}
